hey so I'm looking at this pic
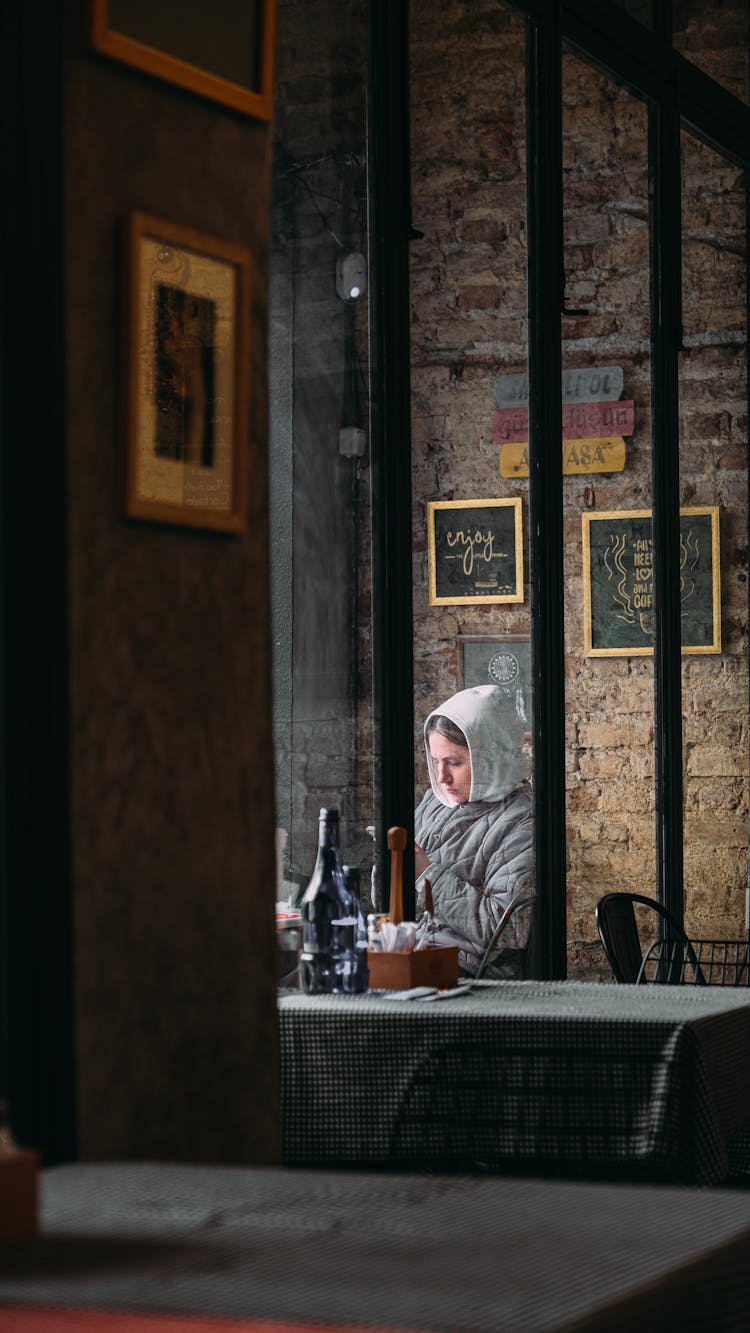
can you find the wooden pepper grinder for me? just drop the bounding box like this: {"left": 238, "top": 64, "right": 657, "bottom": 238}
{"left": 387, "top": 826, "right": 407, "bottom": 925}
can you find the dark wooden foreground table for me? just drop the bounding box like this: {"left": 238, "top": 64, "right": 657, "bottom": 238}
{"left": 279, "top": 978, "right": 750, "bottom": 1184}
{"left": 3, "top": 1163, "right": 750, "bottom": 1331}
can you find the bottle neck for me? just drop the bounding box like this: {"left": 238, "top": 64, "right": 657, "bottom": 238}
{"left": 318, "top": 808, "right": 339, "bottom": 846}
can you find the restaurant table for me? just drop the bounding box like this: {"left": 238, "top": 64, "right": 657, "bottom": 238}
{"left": 279, "top": 978, "right": 750, "bottom": 1185}
{"left": 4, "top": 1162, "right": 750, "bottom": 1331}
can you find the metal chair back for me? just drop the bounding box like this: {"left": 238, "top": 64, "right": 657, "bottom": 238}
{"left": 595, "top": 891, "right": 705, "bottom": 985}
{"left": 637, "top": 937, "right": 750, "bottom": 986}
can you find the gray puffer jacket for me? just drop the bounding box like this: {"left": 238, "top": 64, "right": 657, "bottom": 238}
{"left": 415, "top": 684, "right": 534, "bottom": 978}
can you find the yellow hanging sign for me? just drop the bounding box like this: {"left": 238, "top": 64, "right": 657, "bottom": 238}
{"left": 499, "top": 436, "right": 627, "bottom": 478}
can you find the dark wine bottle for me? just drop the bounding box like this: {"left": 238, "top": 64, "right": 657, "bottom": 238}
{"left": 299, "top": 808, "right": 359, "bottom": 994}
{"left": 343, "top": 864, "right": 370, "bottom": 993}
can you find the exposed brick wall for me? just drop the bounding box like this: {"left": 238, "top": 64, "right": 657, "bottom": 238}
{"left": 409, "top": 0, "right": 749, "bottom": 977}
{"left": 272, "top": 0, "right": 748, "bottom": 972}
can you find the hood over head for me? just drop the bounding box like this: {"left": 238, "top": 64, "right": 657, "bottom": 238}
{"left": 424, "top": 684, "right": 529, "bottom": 807}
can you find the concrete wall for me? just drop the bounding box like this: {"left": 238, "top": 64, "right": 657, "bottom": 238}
{"left": 63, "top": 1, "right": 280, "bottom": 1160}
{"left": 270, "top": 0, "right": 375, "bottom": 890}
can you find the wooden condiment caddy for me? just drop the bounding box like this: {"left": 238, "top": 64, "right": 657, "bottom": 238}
{"left": 366, "top": 826, "right": 459, "bottom": 990}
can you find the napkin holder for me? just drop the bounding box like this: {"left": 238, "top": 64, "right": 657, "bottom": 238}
{"left": 371, "top": 827, "right": 460, "bottom": 989}
{"left": 367, "top": 944, "right": 459, "bottom": 990}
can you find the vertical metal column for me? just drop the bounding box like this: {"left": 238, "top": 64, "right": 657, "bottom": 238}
{"left": 746, "top": 174, "right": 750, "bottom": 940}
{"left": 526, "top": 6, "right": 569, "bottom": 978}
{"left": 649, "top": 96, "right": 685, "bottom": 926}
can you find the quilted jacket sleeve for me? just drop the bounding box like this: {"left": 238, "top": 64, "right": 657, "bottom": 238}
{"left": 417, "top": 785, "right": 534, "bottom": 962}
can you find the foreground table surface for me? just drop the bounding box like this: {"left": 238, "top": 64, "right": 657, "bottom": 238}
{"left": 279, "top": 978, "right": 750, "bottom": 1184}
{"left": 3, "top": 1163, "right": 750, "bottom": 1332}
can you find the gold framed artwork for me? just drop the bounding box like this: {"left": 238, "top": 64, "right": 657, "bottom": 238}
{"left": 87, "top": 1, "right": 277, "bottom": 123}
{"left": 427, "top": 498, "right": 524, "bottom": 606}
{"left": 122, "top": 211, "right": 251, "bottom": 534}
{"left": 582, "top": 506, "right": 721, "bottom": 657}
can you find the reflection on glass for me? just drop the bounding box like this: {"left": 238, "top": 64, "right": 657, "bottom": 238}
{"left": 269, "top": 0, "right": 379, "bottom": 908}
{"left": 673, "top": 0, "right": 749, "bottom": 105}
{"left": 562, "top": 51, "right": 653, "bottom": 978}
{"left": 680, "top": 129, "right": 749, "bottom": 940}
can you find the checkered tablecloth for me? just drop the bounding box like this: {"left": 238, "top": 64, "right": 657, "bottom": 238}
{"left": 5, "top": 1163, "right": 750, "bottom": 1332}
{"left": 279, "top": 979, "right": 750, "bottom": 1184}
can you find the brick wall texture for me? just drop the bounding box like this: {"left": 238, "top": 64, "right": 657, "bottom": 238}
{"left": 409, "top": 0, "right": 749, "bottom": 978}
{"left": 273, "top": 0, "right": 749, "bottom": 975}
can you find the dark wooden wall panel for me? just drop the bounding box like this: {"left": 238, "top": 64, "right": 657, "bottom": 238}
{"left": 62, "top": 0, "right": 280, "bottom": 1162}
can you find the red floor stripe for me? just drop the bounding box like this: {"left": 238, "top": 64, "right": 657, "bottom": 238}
{"left": 0, "top": 1309, "right": 426, "bottom": 1333}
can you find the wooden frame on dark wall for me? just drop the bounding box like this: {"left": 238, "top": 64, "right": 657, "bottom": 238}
{"left": 121, "top": 210, "right": 251, "bottom": 533}
{"left": 87, "top": 0, "right": 277, "bottom": 123}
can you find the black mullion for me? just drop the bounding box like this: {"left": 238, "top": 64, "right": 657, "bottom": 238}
{"left": 676, "top": 57, "right": 750, "bottom": 170}
{"left": 649, "top": 97, "right": 684, "bottom": 927}
{"left": 652, "top": 0, "right": 672, "bottom": 46}
{"left": 0, "top": 0, "right": 74, "bottom": 1160}
{"left": 562, "top": 3, "right": 750, "bottom": 169}
{"left": 563, "top": 2, "right": 667, "bottom": 101}
{"left": 526, "top": 7, "right": 567, "bottom": 979}
{"left": 746, "top": 176, "right": 750, "bottom": 944}
{"left": 370, "top": 0, "right": 416, "bottom": 917}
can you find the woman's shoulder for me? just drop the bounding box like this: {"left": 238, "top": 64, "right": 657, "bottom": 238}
{"left": 473, "top": 780, "right": 532, "bottom": 818}
{"left": 415, "top": 788, "right": 443, "bottom": 823}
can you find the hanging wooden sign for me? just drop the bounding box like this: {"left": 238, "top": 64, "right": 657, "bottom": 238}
{"left": 493, "top": 400, "right": 634, "bottom": 443}
{"left": 493, "top": 367, "right": 633, "bottom": 476}
{"left": 500, "top": 437, "right": 627, "bottom": 477}
{"left": 495, "top": 365, "right": 624, "bottom": 408}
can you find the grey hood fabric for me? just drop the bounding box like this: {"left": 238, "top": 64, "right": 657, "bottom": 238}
{"left": 424, "top": 684, "right": 529, "bottom": 805}
{"left": 416, "top": 685, "right": 534, "bottom": 979}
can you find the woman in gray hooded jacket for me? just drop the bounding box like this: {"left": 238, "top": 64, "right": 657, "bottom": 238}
{"left": 414, "top": 684, "right": 534, "bottom": 978}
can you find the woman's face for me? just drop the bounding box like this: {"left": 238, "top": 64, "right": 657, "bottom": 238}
{"left": 428, "top": 732, "right": 472, "bottom": 804}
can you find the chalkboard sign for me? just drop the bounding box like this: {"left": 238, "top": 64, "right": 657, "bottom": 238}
{"left": 427, "top": 499, "right": 524, "bottom": 605}
{"left": 582, "top": 507, "right": 721, "bottom": 656}
{"left": 458, "top": 635, "right": 532, "bottom": 728}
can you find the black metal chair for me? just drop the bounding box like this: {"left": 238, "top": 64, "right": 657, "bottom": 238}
{"left": 595, "top": 891, "right": 706, "bottom": 985}
{"left": 637, "top": 936, "right": 750, "bottom": 986}
{"left": 474, "top": 893, "right": 536, "bottom": 980}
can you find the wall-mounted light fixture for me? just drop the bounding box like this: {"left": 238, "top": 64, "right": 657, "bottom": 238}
{"left": 336, "top": 251, "right": 367, "bottom": 302}
{"left": 338, "top": 426, "right": 366, "bottom": 458}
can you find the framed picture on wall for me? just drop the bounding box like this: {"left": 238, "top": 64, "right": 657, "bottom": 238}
{"left": 427, "top": 498, "right": 524, "bottom": 605}
{"left": 87, "top": 1, "right": 277, "bottom": 123}
{"left": 582, "top": 506, "right": 721, "bottom": 656}
{"left": 457, "top": 634, "right": 532, "bottom": 730}
{"left": 122, "top": 211, "right": 251, "bottom": 534}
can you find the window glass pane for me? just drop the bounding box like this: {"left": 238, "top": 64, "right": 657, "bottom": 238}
{"left": 269, "top": 0, "right": 379, "bottom": 915}
{"left": 608, "top": 0, "right": 653, "bottom": 29}
{"left": 562, "top": 51, "right": 654, "bottom": 979}
{"left": 673, "top": 0, "right": 750, "bottom": 105}
{"left": 409, "top": 0, "right": 535, "bottom": 979}
{"left": 680, "top": 129, "right": 749, "bottom": 940}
